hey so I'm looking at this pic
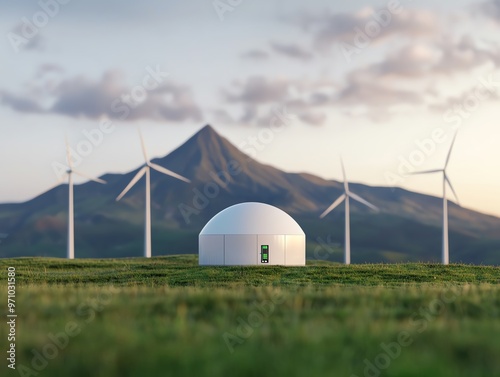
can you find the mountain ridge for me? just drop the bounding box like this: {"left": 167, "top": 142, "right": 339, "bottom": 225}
{"left": 0, "top": 124, "right": 499, "bottom": 263}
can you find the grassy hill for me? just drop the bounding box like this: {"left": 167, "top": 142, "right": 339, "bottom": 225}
{"left": 1, "top": 256, "right": 499, "bottom": 377}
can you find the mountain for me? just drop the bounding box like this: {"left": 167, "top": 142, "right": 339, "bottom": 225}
{"left": 1, "top": 125, "right": 499, "bottom": 263}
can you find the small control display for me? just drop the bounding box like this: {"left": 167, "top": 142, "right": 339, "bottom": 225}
{"left": 261, "top": 245, "right": 269, "bottom": 263}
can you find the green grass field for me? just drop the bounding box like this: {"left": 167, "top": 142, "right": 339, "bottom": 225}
{"left": 1, "top": 256, "right": 499, "bottom": 377}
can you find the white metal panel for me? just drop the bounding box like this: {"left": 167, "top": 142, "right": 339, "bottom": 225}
{"left": 200, "top": 202, "right": 305, "bottom": 235}
{"left": 224, "top": 235, "right": 257, "bottom": 265}
{"left": 285, "top": 235, "right": 306, "bottom": 266}
{"left": 258, "top": 235, "right": 285, "bottom": 265}
{"left": 199, "top": 235, "right": 224, "bottom": 265}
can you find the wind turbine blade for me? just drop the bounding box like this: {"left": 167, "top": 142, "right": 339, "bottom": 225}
{"left": 444, "top": 132, "right": 458, "bottom": 169}
{"left": 445, "top": 174, "right": 460, "bottom": 206}
{"left": 149, "top": 162, "right": 191, "bottom": 183}
{"left": 320, "top": 193, "right": 346, "bottom": 219}
{"left": 116, "top": 167, "right": 147, "bottom": 201}
{"left": 340, "top": 157, "right": 348, "bottom": 192}
{"left": 44, "top": 179, "right": 66, "bottom": 194}
{"left": 72, "top": 170, "right": 107, "bottom": 184}
{"left": 65, "top": 137, "right": 73, "bottom": 169}
{"left": 409, "top": 169, "right": 443, "bottom": 175}
{"left": 340, "top": 157, "right": 347, "bottom": 181}
{"left": 348, "top": 192, "right": 379, "bottom": 212}
{"left": 138, "top": 129, "right": 149, "bottom": 163}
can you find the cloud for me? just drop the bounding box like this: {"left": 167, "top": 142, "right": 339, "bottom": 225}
{"left": 223, "top": 76, "right": 331, "bottom": 107}
{"left": 297, "top": 111, "right": 327, "bottom": 126}
{"left": 0, "top": 68, "right": 203, "bottom": 122}
{"left": 9, "top": 23, "right": 45, "bottom": 52}
{"left": 128, "top": 82, "right": 203, "bottom": 122}
{"left": 336, "top": 75, "right": 422, "bottom": 107}
{"left": 241, "top": 43, "right": 313, "bottom": 62}
{"left": 224, "top": 76, "right": 290, "bottom": 104}
{"left": 268, "top": 6, "right": 500, "bottom": 120}
{"left": 240, "top": 49, "right": 270, "bottom": 60}
{"left": 0, "top": 91, "right": 44, "bottom": 113}
{"left": 35, "top": 63, "right": 64, "bottom": 78}
{"left": 49, "top": 70, "right": 126, "bottom": 119}
{"left": 299, "top": 7, "right": 439, "bottom": 49}
{"left": 211, "top": 108, "right": 235, "bottom": 125}
{"left": 223, "top": 72, "right": 421, "bottom": 120}
{"left": 270, "top": 42, "right": 313, "bottom": 60}
{"left": 428, "top": 83, "right": 500, "bottom": 113}
{"left": 309, "top": 91, "right": 331, "bottom": 106}
{"left": 354, "top": 36, "right": 500, "bottom": 81}
{"left": 322, "top": 36, "right": 500, "bottom": 118}
{"left": 240, "top": 105, "right": 259, "bottom": 123}
{"left": 365, "top": 44, "right": 441, "bottom": 78}
{"left": 222, "top": 32, "right": 500, "bottom": 124}
{"left": 221, "top": 76, "right": 332, "bottom": 126}
{"left": 476, "top": 0, "right": 500, "bottom": 23}
{"left": 433, "top": 36, "right": 500, "bottom": 73}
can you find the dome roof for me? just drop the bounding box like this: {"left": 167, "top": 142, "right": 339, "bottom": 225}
{"left": 200, "top": 202, "right": 305, "bottom": 235}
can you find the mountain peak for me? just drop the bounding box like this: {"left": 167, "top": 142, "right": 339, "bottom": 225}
{"left": 198, "top": 124, "right": 217, "bottom": 134}
{"left": 185, "top": 124, "right": 228, "bottom": 148}
{"left": 191, "top": 124, "right": 220, "bottom": 142}
{"left": 183, "top": 124, "right": 232, "bottom": 151}
{"left": 155, "top": 124, "right": 248, "bottom": 182}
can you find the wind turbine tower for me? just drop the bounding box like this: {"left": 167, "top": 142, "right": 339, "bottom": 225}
{"left": 320, "top": 158, "right": 379, "bottom": 264}
{"left": 116, "top": 130, "right": 191, "bottom": 258}
{"left": 63, "top": 139, "right": 106, "bottom": 259}
{"left": 411, "top": 133, "right": 460, "bottom": 265}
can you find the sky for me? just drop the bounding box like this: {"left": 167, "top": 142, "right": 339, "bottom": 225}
{"left": 1, "top": 0, "right": 500, "bottom": 217}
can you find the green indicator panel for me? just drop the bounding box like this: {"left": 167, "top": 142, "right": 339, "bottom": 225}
{"left": 261, "top": 245, "right": 269, "bottom": 263}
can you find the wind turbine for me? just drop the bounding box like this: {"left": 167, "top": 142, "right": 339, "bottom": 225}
{"left": 62, "top": 139, "right": 106, "bottom": 259}
{"left": 411, "top": 132, "right": 460, "bottom": 265}
{"left": 116, "top": 130, "right": 191, "bottom": 258}
{"left": 320, "top": 158, "right": 379, "bottom": 265}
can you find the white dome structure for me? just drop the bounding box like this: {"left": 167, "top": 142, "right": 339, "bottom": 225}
{"left": 199, "top": 202, "right": 306, "bottom": 266}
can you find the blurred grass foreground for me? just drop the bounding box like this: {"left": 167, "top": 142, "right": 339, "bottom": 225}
{"left": 1, "top": 255, "right": 499, "bottom": 377}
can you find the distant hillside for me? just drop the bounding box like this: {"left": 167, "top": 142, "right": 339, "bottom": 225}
{"left": 1, "top": 125, "right": 499, "bottom": 263}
